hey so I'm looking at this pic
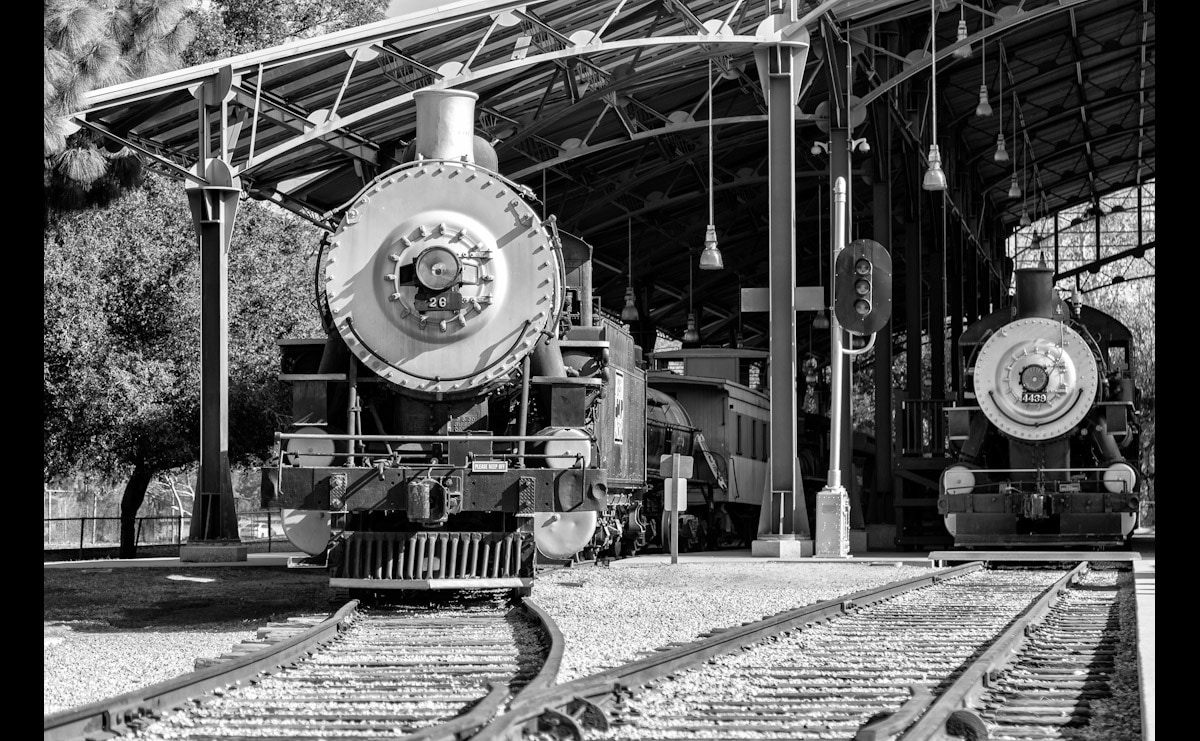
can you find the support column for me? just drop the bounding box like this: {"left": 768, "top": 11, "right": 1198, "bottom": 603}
{"left": 930, "top": 196, "right": 946, "bottom": 402}
{"left": 871, "top": 169, "right": 894, "bottom": 551}
{"left": 181, "top": 69, "right": 246, "bottom": 562}
{"left": 752, "top": 21, "right": 812, "bottom": 558}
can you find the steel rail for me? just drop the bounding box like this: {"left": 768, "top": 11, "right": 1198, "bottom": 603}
{"left": 470, "top": 562, "right": 985, "bottom": 740}
{"left": 397, "top": 598, "right": 566, "bottom": 741}
{"left": 43, "top": 600, "right": 360, "bottom": 741}
{"left": 883, "top": 561, "right": 1091, "bottom": 741}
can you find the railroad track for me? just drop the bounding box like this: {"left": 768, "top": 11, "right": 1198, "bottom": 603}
{"left": 473, "top": 561, "right": 1137, "bottom": 741}
{"left": 44, "top": 593, "right": 563, "bottom": 741}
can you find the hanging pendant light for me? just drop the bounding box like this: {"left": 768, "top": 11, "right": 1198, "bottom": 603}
{"left": 700, "top": 60, "right": 723, "bottom": 270}
{"left": 683, "top": 252, "right": 700, "bottom": 343}
{"left": 1018, "top": 137, "right": 1031, "bottom": 226}
{"left": 922, "top": 0, "right": 947, "bottom": 192}
{"left": 1005, "top": 90, "right": 1019, "bottom": 194}
{"left": 975, "top": 28, "right": 992, "bottom": 117}
{"left": 953, "top": 4, "right": 971, "bottom": 58}
{"left": 994, "top": 51, "right": 1008, "bottom": 161}
{"left": 683, "top": 313, "right": 700, "bottom": 343}
{"left": 620, "top": 217, "right": 639, "bottom": 321}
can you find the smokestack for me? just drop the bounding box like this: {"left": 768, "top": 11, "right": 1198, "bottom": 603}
{"left": 413, "top": 89, "right": 479, "bottom": 162}
{"left": 1013, "top": 265, "right": 1057, "bottom": 319}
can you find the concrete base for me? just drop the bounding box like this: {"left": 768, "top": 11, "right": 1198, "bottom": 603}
{"left": 867, "top": 524, "right": 897, "bottom": 551}
{"left": 751, "top": 537, "right": 814, "bottom": 558}
{"left": 180, "top": 543, "right": 248, "bottom": 563}
{"left": 849, "top": 529, "right": 868, "bottom": 554}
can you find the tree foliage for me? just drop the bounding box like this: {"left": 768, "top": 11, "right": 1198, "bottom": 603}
{"left": 183, "top": 0, "right": 388, "bottom": 66}
{"left": 44, "top": 0, "right": 196, "bottom": 216}
{"left": 45, "top": 172, "right": 324, "bottom": 552}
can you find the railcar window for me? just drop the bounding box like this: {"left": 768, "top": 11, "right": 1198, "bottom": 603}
{"left": 736, "top": 414, "right": 743, "bottom": 456}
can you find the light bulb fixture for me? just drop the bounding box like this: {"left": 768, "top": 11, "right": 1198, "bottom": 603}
{"left": 976, "top": 85, "right": 992, "bottom": 117}
{"left": 683, "top": 312, "right": 700, "bottom": 343}
{"left": 813, "top": 310, "right": 830, "bottom": 330}
{"left": 1007, "top": 89, "right": 1020, "bottom": 194}
{"left": 700, "top": 225, "right": 723, "bottom": 269}
{"left": 922, "top": 0, "right": 946, "bottom": 192}
{"left": 1018, "top": 133, "right": 1030, "bottom": 226}
{"left": 994, "top": 49, "right": 1007, "bottom": 160}
{"left": 700, "top": 59, "right": 724, "bottom": 271}
{"left": 953, "top": 5, "right": 972, "bottom": 59}
{"left": 975, "top": 29, "right": 991, "bottom": 116}
{"left": 683, "top": 250, "right": 700, "bottom": 343}
{"left": 620, "top": 286, "right": 638, "bottom": 322}
{"left": 924, "top": 145, "right": 947, "bottom": 191}
{"left": 620, "top": 217, "right": 639, "bottom": 321}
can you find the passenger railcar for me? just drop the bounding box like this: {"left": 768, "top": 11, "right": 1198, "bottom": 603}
{"left": 642, "top": 349, "right": 770, "bottom": 552}
{"left": 938, "top": 260, "right": 1143, "bottom": 547}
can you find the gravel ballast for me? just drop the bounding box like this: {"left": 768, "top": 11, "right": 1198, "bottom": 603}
{"left": 44, "top": 558, "right": 935, "bottom": 714}
{"left": 44, "top": 556, "right": 1143, "bottom": 741}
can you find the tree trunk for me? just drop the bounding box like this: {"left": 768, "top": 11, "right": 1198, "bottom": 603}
{"left": 119, "top": 465, "right": 155, "bottom": 559}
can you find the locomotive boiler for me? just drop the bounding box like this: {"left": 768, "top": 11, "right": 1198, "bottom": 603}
{"left": 262, "top": 89, "right": 646, "bottom": 595}
{"left": 938, "top": 259, "right": 1143, "bottom": 547}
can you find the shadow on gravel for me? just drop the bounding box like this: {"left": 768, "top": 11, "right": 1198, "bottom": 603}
{"left": 43, "top": 567, "right": 334, "bottom": 631}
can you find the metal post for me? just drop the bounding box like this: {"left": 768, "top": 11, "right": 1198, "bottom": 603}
{"left": 671, "top": 452, "right": 680, "bottom": 565}
{"left": 816, "top": 177, "right": 851, "bottom": 557}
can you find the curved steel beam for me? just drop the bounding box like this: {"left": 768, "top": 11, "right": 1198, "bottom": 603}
{"left": 855, "top": 0, "right": 1094, "bottom": 109}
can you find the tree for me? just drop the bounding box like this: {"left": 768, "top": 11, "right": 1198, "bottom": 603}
{"left": 44, "top": 172, "right": 323, "bottom": 557}
{"left": 44, "top": 0, "right": 196, "bottom": 217}
{"left": 183, "top": 0, "right": 388, "bottom": 66}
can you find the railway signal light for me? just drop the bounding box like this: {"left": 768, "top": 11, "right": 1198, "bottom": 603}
{"left": 834, "top": 239, "right": 892, "bottom": 335}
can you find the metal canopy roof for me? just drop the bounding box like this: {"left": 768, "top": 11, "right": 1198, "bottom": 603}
{"left": 73, "top": 0, "right": 1154, "bottom": 351}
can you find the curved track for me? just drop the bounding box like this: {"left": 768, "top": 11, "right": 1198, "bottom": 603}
{"left": 44, "top": 593, "right": 563, "bottom": 741}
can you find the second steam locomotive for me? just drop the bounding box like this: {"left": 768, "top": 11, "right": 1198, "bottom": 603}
{"left": 938, "top": 260, "right": 1143, "bottom": 547}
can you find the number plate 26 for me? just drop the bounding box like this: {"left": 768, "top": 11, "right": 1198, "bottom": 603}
{"left": 416, "top": 290, "right": 463, "bottom": 312}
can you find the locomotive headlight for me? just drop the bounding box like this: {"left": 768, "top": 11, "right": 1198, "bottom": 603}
{"left": 1019, "top": 364, "right": 1050, "bottom": 393}
{"left": 1102, "top": 462, "right": 1137, "bottom": 494}
{"left": 943, "top": 464, "right": 976, "bottom": 495}
{"left": 414, "top": 246, "right": 462, "bottom": 290}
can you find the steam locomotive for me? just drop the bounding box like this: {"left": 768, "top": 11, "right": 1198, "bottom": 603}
{"left": 938, "top": 260, "right": 1143, "bottom": 547}
{"left": 260, "top": 89, "right": 866, "bottom": 594}
{"left": 262, "top": 89, "right": 648, "bottom": 595}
